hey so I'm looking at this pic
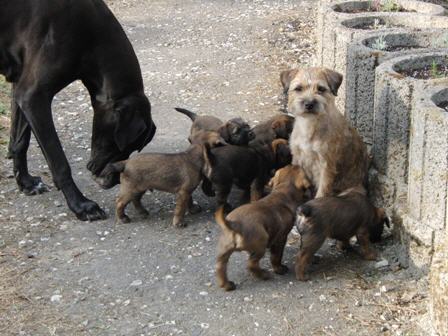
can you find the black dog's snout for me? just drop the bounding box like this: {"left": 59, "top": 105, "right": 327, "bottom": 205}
{"left": 304, "top": 100, "right": 316, "bottom": 111}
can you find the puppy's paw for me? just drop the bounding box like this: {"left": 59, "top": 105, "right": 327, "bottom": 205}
{"left": 274, "top": 264, "right": 289, "bottom": 275}
{"left": 222, "top": 281, "right": 236, "bottom": 291}
{"left": 173, "top": 218, "right": 187, "bottom": 228}
{"left": 189, "top": 204, "right": 202, "bottom": 214}
{"left": 251, "top": 269, "right": 271, "bottom": 280}
{"left": 296, "top": 273, "right": 309, "bottom": 282}
{"left": 118, "top": 215, "right": 131, "bottom": 224}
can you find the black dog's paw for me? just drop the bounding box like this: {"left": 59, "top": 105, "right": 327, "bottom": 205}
{"left": 71, "top": 199, "right": 107, "bottom": 221}
{"left": 188, "top": 203, "right": 202, "bottom": 214}
{"left": 19, "top": 175, "right": 50, "bottom": 195}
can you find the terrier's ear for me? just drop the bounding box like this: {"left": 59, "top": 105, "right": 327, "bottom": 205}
{"left": 322, "top": 68, "right": 343, "bottom": 96}
{"left": 280, "top": 69, "right": 299, "bottom": 93}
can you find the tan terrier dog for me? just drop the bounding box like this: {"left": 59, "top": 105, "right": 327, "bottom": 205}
{"left": 281, "top": 67, "right": 369, "bottom": 198}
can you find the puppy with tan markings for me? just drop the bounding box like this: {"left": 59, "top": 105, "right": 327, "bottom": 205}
{"left": 249, "top": 114, "right": 295, "bottom": 146}
{"left": 175, "top": 107, "right": 254, "bottom": 147}
{"left": 295, "top": 185, "right": 389, "bottom": 281}
{"left": 101, "top": 144, "right": 206, "bottom": 227}
{"left": 214, "top": 165, "right": 310, "bottom": 291}
{"left": 203, "top": 139, "right": 292, "bottom": 209}
{"left": 282, "top": 67, "right": 369, "bottom": 198}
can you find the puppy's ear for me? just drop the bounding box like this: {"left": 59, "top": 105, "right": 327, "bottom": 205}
{"left": 322, "top": 68, "right": 343, "bottom": 96}
{"left": 218, "top": 124, "right": 231, "bottom": 142}
{"left": 295, "top": 169, "right": 311, "bottom": 190}
{"left": 280, "top": 69, "right": 299, "bottom": 93}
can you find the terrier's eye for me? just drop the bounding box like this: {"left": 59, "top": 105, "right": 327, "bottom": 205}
{"left": 294, "top": 86, "right": 303, "bottom": 92}
{"left": 317, "top": 86, "right": 326, "bottom": 94}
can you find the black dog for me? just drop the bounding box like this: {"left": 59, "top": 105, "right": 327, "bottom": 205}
{"left": 1, "top": 0, "right": 156, "bottom": 220}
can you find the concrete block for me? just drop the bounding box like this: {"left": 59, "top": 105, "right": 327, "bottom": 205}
{"left": 346, "top": 30, "right": 448, "bottom": 145}
{"left": 408, "top": 84, "right": 448, "bottom": 233}
{"left": 372, "top": 52, "right": 448, "bottom": 210}
{"left": 315, "top": 0, "right": 447, "bottom": 113}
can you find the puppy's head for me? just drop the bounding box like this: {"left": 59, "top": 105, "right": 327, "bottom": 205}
{"left": 369, "top": 207, "right": 390, "bottom": 243}
{"left": 280, "top": 67, "right": 343, "bottom": 117}
{"left": 271, "top": 139, "right": 292, "bottom": 168}
{"left": 190, "top": 131, "right": 228, "bottom": 148}
{"left": 271, "top": 115, "right": 295, "bottom": 140}
{"left": 219, "top": 117, "right": 254, "bottom": 145}
{"left": 269, "top": 165, "right": 310, "bottom": 192}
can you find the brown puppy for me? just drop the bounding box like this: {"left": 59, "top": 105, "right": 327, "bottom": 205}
{"left": 282, "top": 67, "right": 369, "bottom": 198}
{"left": 214, "top": 165, "right": 310, "bottom": 291}
{"left": 203, "top": 139, "right": 292, "bottom": 209}
{"left": 101, "top": 144, "right": 205, "bottom": 227}
{"left": 249, "top": 114, "right": 295, "bottom": 146}
{"left": 175, "top": 107, "right": 254, "bottom": 146}
{"left": 295, "top": 185, "right": 389, "bottom": 281}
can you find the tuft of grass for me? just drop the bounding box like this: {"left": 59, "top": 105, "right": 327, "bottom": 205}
{"left": 371, "top": 35, "right": 388, "bottom": 50}
{"left": 369, "top": 0, "right": 401, "bottom": 12}
{"left": 430, "top": 61, "right": 443, "bottom": 79}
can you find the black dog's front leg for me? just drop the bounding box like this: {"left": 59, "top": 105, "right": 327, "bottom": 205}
{"left": 8, "top": 87, "right": 49, "bottom": 195}
{"left": 17, "top": 90, "right": 106, "bottom": 221}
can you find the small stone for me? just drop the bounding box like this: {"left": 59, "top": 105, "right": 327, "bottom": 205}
{"left": 355, "top": 300, "right": 362, "bottom": 307}
{"left": 50, "top": 294, "right": 62, "bottom": 303}
{"left": 319, "top": 295, "right": 326, "bottom": 302}
{"left": 375, "top": 260, "right": 389, "bottom": 268}
{"left": 199, "top": 291, "right": 208, "bottom": 296}
{"left": 130, "top": 280, "right": 143, "bottom": 287}
{"left": 123, "top": 299, "right": 130, "bottom": 306}
{"left": 244, "top": 296, "right": 252, "bottom": 302}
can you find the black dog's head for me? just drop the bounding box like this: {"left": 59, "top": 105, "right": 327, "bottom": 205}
{"left": 87, "top": 93, "right": 156, "bottom": 185}
{"left": 218, "top": 117, "right": 254, "bottom": 146}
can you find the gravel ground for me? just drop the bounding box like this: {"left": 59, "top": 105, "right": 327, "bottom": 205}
{"left": 0, "top": 1, "right": 429, "bottom": 335}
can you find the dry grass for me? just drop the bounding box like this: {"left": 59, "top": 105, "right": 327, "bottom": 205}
{"left": 0, "top": 250, "right": 81, "bottom": 335}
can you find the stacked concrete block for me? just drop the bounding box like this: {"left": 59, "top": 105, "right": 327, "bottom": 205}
{"left": 346, "top": 30, "right": 448, "bottom": 145}
{"left": 406, "top": 84, "right": 448, "bottom": 249}
{"left": 372, "top": 53, "right": 448, "bottom": 214}
{"left": 315, "top": 0, "right": 447, "bottom": 113}
{"left": 430, "top": 233, "right": 448, "bottom": 336}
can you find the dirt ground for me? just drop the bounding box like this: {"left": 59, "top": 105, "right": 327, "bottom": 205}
{"left": 0, "top": 1, "right": 430, "bottom": 335}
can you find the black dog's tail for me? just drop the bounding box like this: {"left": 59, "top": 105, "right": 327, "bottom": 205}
{"left": 101, "top": 161, "right": 127, "bottom": 176}
{"left": 174, "top": 107, "right": 197, "bottom": 121}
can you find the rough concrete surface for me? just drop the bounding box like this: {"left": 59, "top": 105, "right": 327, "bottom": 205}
{"left": 0, "top": 1, "right": 429, "bottom": 335}
{"left": 346, "top": 29, "right": 448, "bottom": 145}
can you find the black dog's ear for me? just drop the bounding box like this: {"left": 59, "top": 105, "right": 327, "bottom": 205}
{"left": 322, "top": 68, "right": 343, "bottom": 96}
{"left": 280, "top": 69, "right": 299, "bottom": 93}
{"left": 114, "top": 101, "right": 149, "bottom": 152}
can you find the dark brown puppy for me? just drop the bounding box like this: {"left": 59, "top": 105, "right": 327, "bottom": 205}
{"left": 295, "top": 185, "right": 389, "bottom": 281}
{"left": 214, "top": 165, "right": 310, "bottom": 291}
{"left": 249, "top": 114, "right": 295, "bottom": 146}
{"left": 175, "top": 107, "right": 253, "bottom": 146}
{"left": 101, "top": 144, "right": 205, "bottom": 227}
{"left": 203, "top": 139, "right": 292, "bottom": 209}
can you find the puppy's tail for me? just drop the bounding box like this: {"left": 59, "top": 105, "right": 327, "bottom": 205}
{"left": 101, "top": 161, "right": 127, "bottom": 176}
{"left": 174, "top": 107, "right": 197, "bottom": 121}
{"left": 215, "top": 206, "right": 231, "bottom": 232}
{"left": 296, "top": 204, "right": 312, "bottom": 235}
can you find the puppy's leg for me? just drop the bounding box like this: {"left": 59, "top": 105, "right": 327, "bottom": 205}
{"left": 188, "top": 197, "right": 202, "bottom": 214}
{"left": 216, "top": 236, "right": 236, "bottom": 291}
{"left": 201, "top": 178, "right": 215, "bottom": 197}
{"left": 357, "top": 228, "right": 378, "bottom": 260}
{"left": 295, "top": 233, "right": 325, "bottom": 281}
{"left": 216, "top": 185, "right": 232, "bottom": 211}
{"left": 316, "top": 160, "right": 336, "bottom": 198}
{"left": 116, "top": 192, "right": 134, "bottom": 223}
{"left": 250, "top": 177, "right": 265, "bottom": 202}
{"left": 132, "top": 192, "right": 149, "bottom": 217}
{"left": 173, "top": 190, "right": 190, "bottom": 227}
{"left": 247, "top": 250, "right": 270, "bottom": 280}
{"left": 270, "top": 236, "right": 289, "bottom": 275}
{"left": 336, "top": 239, "right": 350, "bottom": 252}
